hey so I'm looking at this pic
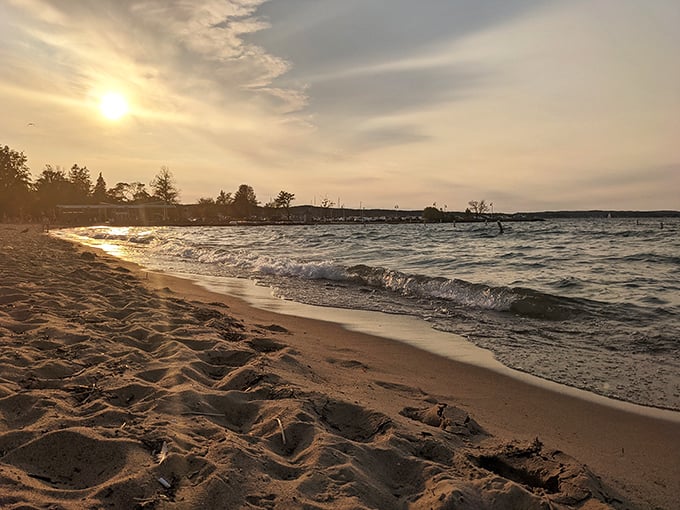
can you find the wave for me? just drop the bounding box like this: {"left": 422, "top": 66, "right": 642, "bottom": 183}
{"left": 615, "top": 253, "right": 680, "bottom": 265}
{"left": 344, "top": 265, "right": 592, "bottom": 321}
{"left": 71, "top": 227, "right": 156, "bottom": 245}
{"left": 149, "top": 238, "right": 349, "bottom": 281}
{"left": 66, "top": 227, "right": 631, "bottom": 322}
{"left": 144, "top": 236, "right": 597, "bottom": 321}
{"left": 254, "top": 257, "right": 347, "bottom": 280}
{"left": 91, "top": 232, "right": 155, "bottom": 244}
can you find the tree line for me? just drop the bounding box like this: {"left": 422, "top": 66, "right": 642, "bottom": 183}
{"left": 196, "top": 188, "right": 296, "bottom": 220}
{"left": 422, "top": 199, "right": 494, "bottom": 222}
{"left": 3, "top": 142, "right": 493, "bottom": 224}
{"left": 1, "top": 144, "right": 297, "bottom": 221}
{"left": 1, "top": 144, "right": 179, "bottom": 219}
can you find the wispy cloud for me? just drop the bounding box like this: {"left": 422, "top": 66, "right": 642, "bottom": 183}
{"left": 3, "top": 0, "right": 306, "bottom": 119}
{"left": 0, "top": 0, "right": 317, "bottom": 188}
{"left": 251, "top": 0, "right": 553, "bottom": 153}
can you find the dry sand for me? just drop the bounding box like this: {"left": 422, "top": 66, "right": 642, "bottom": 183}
{"left": 0, "top": 225, "right": 678, "bottom": 509}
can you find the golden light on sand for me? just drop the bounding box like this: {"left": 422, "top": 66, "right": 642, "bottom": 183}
{"left": 99, "top": 92, "right": 128, "bottom": 120}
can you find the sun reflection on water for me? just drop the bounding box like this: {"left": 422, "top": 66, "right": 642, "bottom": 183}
{"left": 98, "top": 242, "right": 126, "bottom": 257}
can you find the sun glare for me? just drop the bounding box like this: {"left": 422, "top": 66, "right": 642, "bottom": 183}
{"left": 99, "top": 92, "right": 128, "bottom": 120}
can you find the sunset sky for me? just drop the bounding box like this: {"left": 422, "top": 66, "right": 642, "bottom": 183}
{"left": 1, "top": 0, "right": 678, "bottom": 212}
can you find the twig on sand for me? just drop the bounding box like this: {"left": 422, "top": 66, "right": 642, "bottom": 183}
{"left": 68, "top": 364, "right": 90, "bottom": 378}
{"left": 276, "top": 417, "right": 286, "bottom": 445}
{"left": 156, "top": 441, "right": 168, "bottom": 464}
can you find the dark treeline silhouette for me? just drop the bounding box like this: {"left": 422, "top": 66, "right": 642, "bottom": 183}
{"left": 0, "top": 143, "right": 466, "bottom": 225}
{"left": 3, "top": 144, "right": 679, "bottom": 226}
{"left": 1, "top": 144, "right": 186, "bottom": 222}
{"left": 0, "top": 144, "right": 303, "bottom": 224}
{"left": 0, "top": 144, "right": 32, "bottom": 220}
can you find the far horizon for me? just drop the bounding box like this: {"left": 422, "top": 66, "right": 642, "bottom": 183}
{"left": 1, "top": 1, "right": 678, "bottom": 211}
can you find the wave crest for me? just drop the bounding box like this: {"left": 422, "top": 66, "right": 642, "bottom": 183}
{"left": 347, "top": 265, "right": 587, "bottom": 320}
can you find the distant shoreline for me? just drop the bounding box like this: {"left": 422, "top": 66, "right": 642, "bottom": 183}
{"left": 12, "top": 208, "right": 680, "bottom": 229}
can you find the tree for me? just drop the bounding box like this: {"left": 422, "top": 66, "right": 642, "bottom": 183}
{"left": 423, "top": 206, "right": 444, "bottom": 222}
{"left": 320, "top": 196, "right": 334, "bottom": 209}
{"left": 107, "top": 182, "right": 132, "bottom": 203}
{"left": 232, "top": 184, "right": 258, "bottom": 218}
{"left": 274, "top": 190, "right": 295, "bottom": 220}
{"left": 150, "top": 166, "right": 179, "bottom": 204}
{"left": 196, "top": 197, "right": 217, "bottom": 221}
{"left": 34, "top": 165, "right": 70, "bottom": 214}
{"left": 130, "top": 182, "right": 151, "bottom": 203}
{"left": 215, "top": 189, "right": 232, "bottom": 206}
{"left": 92, "top": 172, "right": 107, "bottom": 202}
{"left": 467, "top": 199, "right": 489, "bottom": 218}
{"left": 68, "top": 164, "right": 92, "bottom": 202}
{"left": 0, "top": 144, "right": 32, "bottom": 218}
{"left": 319, "top": 195, "right": 334, "bottom": 219}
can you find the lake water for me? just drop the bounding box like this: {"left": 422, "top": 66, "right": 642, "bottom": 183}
{"left": 55, "top": 218, "right": 680, "bottom": 411}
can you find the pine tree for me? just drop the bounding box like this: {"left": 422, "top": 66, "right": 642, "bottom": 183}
{"left": 93, "top": 172, "right": 107, "bottom": 202}
{"left": 150, "top": 166, "right": 180, "bottom": 204}
{"left": 232, "top": 184, "right": 258, "bottom": 218}
{"left": 274, "top": 190, "right": 295, "bottom": 220}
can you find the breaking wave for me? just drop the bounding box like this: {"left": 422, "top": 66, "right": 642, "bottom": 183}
{"left": 345, "top": 265, "right": 593, "bottom": 320}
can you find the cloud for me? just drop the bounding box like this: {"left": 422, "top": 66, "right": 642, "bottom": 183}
{"left": 129, "top": 0, "right": 290, "bottom": 86}
{"left": 251, "top": 0, "right": 554, "bottom": 74}
{"left": 350, "top": 125, "right": 432, "bottom": 152}
{"left": 2, "top": 0, "right": 305, "bottom": 116}
{"left": 245, "top": 0, "right": 554, "bottom": 153}
{"left": 308, "top": 65, "right": 484, "bottom": 118}
{"left": 0, "top": 0, "right": 320, "bottom": 180}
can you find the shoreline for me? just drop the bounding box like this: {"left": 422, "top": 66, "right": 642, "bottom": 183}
{"left": 1, "top": 225, "right": 678, "bottom": 508}
{"left": 190, "top": 272, "right": 680, "bottom": 421}
{"left": 53, "top": 221, "right": 680, "bottom": 414}
{"left": 83, "top": 232, "right": 680, "bottom": 507}
{"left": 142, "top": 268, "right": 680, "bottom": 508}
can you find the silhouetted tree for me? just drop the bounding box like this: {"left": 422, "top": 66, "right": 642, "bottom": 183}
{"left": 274, "top": 190, "right": 295, "bottom": 220}
{"left": 196, "top": 197, "right": 218, "bottom": 221}
{"left": 232, "top": 184, "right": 258, "bottom": 218}
{"left": 467, "top": 200, "right": 489, "bottom": 218}
{"left": 0, "top": 144, "right": 32, "bottom": 219}
{"left": 68, "top": 164, "right": 92, "bottom": 203}
{"left": 130, "top": 182, "right": 151, "bottom": 203}
{"left": 34, "top": 165, "right": 70, "bottom": 215}
{"left": 150, "top": 166, "right": 179, "bottom": 204}
{"left": 215, "top": 189, "right": 232, "bottom": 206}
{"left": 92, "top": 172, "right": 107, "bottom": 202}
{"left": 107, "top": 182, "right": 131, "bottom": 203}
{"left": 319, "top": 195, "right": 334, "bottom": 219}
{"left": 423, "top": 206, "right": 445, "bottom": 222}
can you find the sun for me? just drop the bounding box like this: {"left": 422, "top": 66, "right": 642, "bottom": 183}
{"left": 99, "top": 92, "right": 128, "bottom": 120}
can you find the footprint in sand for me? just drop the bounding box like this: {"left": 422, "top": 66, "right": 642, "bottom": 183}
{"left": 2, "top": 428, "right": 146, "bottom": 490}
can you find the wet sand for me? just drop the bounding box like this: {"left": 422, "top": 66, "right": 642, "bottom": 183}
{"left": 0, "top": 225, "right": 678, "bottom": 509}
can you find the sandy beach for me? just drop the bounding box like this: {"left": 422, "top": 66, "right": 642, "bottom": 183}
{"left": 1, "top": 225, "right": 678, "bottom": 509}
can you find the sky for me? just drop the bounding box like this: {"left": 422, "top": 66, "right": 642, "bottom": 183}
{"left": 1, "top": 0, "right": 678, "bottom": 212}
